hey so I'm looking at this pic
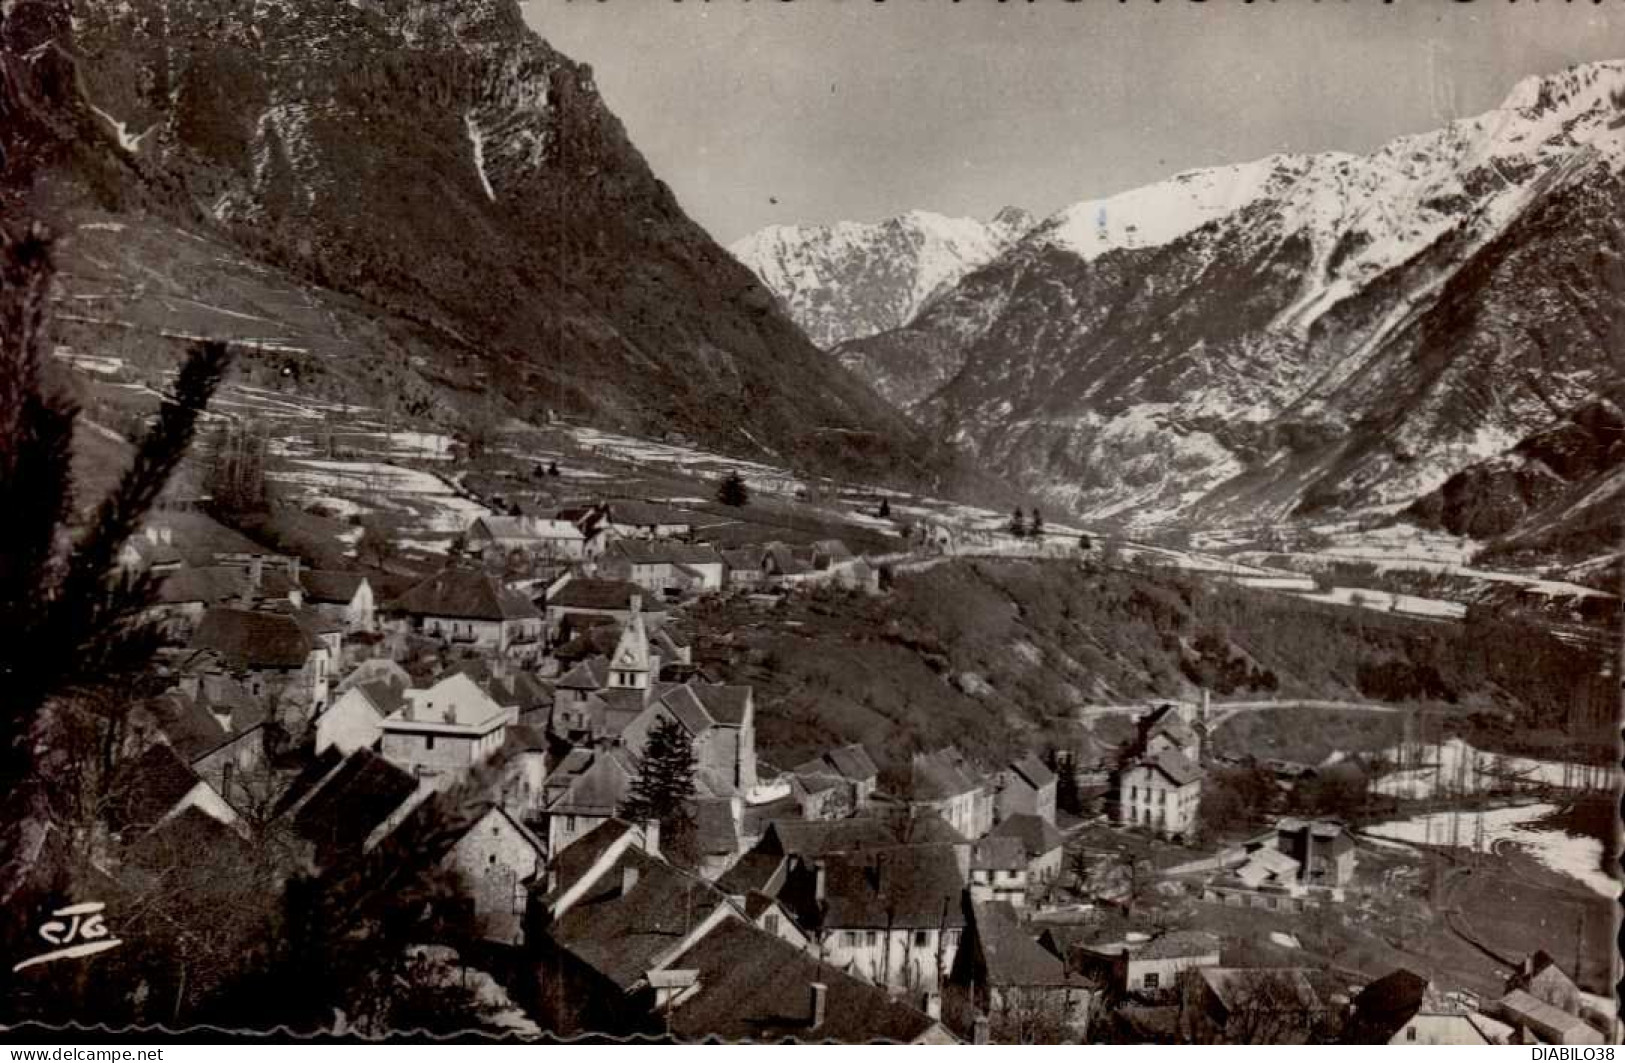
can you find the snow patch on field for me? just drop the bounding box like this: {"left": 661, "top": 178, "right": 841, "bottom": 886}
{"left": 1366, "top": 803, "right": 1617, "bottom": 900}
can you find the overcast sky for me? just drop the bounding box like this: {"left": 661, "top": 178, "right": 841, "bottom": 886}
{"left": 523, "top": 1, "right": 1625, "bottom": 245}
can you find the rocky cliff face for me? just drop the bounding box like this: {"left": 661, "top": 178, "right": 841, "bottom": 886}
{"left": 730, "top": 206, "right": 1034, "bottom": 356}
{"left": 4, "top": 0, "right": 932, "bottom": 482}
{"left": 832, "top": 62, "right": 1625, "bottom": 529}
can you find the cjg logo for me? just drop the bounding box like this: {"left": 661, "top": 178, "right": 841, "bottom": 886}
{"left": 12, "top": 901, "right": 122, "bottom": 973}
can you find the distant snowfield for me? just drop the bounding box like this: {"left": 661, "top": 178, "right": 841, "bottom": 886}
{"left": 1365, "top": 803, "right": 1617, "bottom": 900}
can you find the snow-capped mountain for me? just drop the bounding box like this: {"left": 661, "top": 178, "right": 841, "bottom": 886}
{"left": 3, "top": 0, "right": 934, "bottom": 484}
{"left": 836, "top": 60, "right": 1625, "bottom": 530}
{"left": 730, "top": 206, "right": 1034, "bottom": 352}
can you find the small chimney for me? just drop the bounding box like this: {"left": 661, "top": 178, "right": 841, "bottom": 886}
{"left": 546, "top": 867, "right": 559, "bottom": 894}
{"left": 972, "top": 1015, "right": 989, "bottom": 1044}
{"left": 622, "top": 865, "right": 640, "bottom": 895}
{"left": 814, "top": 859, "right": 827, "bottom": 905}
{"left": 249, "top": 555, "right": 264, "bottom": 588}
{"left": 630, "top": 593, "right": 643, "bottom": 617}
{"left": 809, "top": 983, "right": 828, "bottom": 1031}
{"left": 289, "top": 556, "right": 301, "bottom": 581}
{"left": 924, "top": 991, "right": 942, "bottom": 1020}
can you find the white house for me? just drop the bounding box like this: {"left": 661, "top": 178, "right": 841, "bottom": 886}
{"left": 379, "top": 672, "right": 517, "bottom": 785}
{"left": 316, "top": 677, "right": 405, "bottom": 755}
{"left": 387, "top": 568, "right": 545, "bottom": 661}
{"left": 1117, "top": 749, "right": 1202, "bottom": 839}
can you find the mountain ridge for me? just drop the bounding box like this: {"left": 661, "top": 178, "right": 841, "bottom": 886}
{"left": 3, "top": 0, "right": 940, "bottom": 487}
{"left": 811, "top": 59, "right": 1625, "bottom": 534}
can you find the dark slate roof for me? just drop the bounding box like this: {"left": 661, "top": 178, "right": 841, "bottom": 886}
{"left": 721, "top": 547, "right": 765, "bottom": 570}
{"left": 969, "top": 900, "right": 1078, "bottom": 988}
{"left": 796, "top": 744, "right": 879, "bottom": 785}
{"left": 274, "top": 746, "right": 346, "bottom": 818}
{"left": 543, "top": 748, "right": 634, "bottom": 816}
{"left": 146, "top": 694, "right": 229, "bottom": 763}
{"left": 546, "top": 818, "right": 636, "bottom": 896}
{"left": 1347, "top": 968, "right": 1430, "bottom": 1043}
{"left": 1138, "top": 930, "right": 1222, "bottom": 961}
{"left": 108, "top": 743, "right": 202, "bottom": 836}
{"left": 989, "top": 813, "right": 1066, "bottom": 860}
{"left": 761, "top": 818, "right": 897, "bottom": 858}
{"left": 970, "top": 836, "right": 1027, "bottom": 871}
{"left": 661, "top": 685, "right": 716, "bottom": 736}
{"left": 391, "top": 568, "right": 541, "bottom": 622}
{"left": 694, "top": 799, "right": 740, "bottom": 857}
{"left": 505, "top": 723, "right": 549, "bottom": 753}
{"left": 547, "top": 578, "right": 649, "bottom": 612}
{"left": 715, "top": 851, "right": 788, "bottom": 898}
{"left": 1137, "top": 748, "right": 1202, "bottom": 787}
{"left": 665, "top": 917, "right": 943, "bottom": 1043}
{"left": 190, "top": 607, "right": 317, "bottom": 670}
{"left": 556, "top": 656, "right": 611, "bottom": 691}
{"left": 355, "top": 678, "right": 408, "bottom": 716}
{"left": 292, "top": 749, "right": 418, "bottom": 856}
{"left": 827, "top": 744, "right": 879, "bottom": 782}
{"left": 818, "top": 845, "right": 968, "bottom": 931}
{"left": 1010, "top": 754, "right": 1056, "bottom": 790}
{"left": 1142, "top": 705, "right": 1198, "bottom": 748}
{"left": 300, "top": 570, "right": 368, "bottom": 604}
{"left": 897, "top": 809, "right": 968, "bottom": 847}
{"left": 548, "top": 848, "right": 730, "bottom": 991}
{"left": 911, "top": 748, "right": 985, "bottom": 802}
{"left": 156, "top": 565, "right": 247, "bottom": 606}
{"left": 692, "top": 684, "right": 750, "bottom": 726}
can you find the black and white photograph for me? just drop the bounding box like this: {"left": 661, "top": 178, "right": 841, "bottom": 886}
{"left": 0, "top": 0, "right": 1621, "bottom": 1047}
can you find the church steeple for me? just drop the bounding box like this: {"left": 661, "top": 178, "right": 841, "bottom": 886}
{"left": 609, "top": 595, "right": 652, "bottom": 699}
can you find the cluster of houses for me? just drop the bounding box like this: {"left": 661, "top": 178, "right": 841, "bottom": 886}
{"left": 98, "top": 510, "right": 1618, "bottom": 1045}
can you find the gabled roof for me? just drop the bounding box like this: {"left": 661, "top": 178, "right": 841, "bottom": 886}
{"left": 1497, "top": 989, "right": 1598, "bottom": 1041}
{"left": 691, "top": 684, "right": 750, "bottom": 726}
{"left": 760, "top": 818, "right": 897, "bottom": 859}
{"left": 795, "top": 744, "right": 879, "bottom": 785}
{"left": 715, "top": 851, "right": 789, "bottom": 898}
{"left": 721, "top": 546, "right": 766, "bottom": 570}
{"left": 145, "top": 693, "right": 229, "bottom": 763}
{"left": 473, "top": 515, "right": 584, "bottom": 543}
{"left": 693, "top": 798, "right": 740, "bottom": 857}
{"left": 547, "top": 847, "right": 730, "bottom": 991}
{"left": 911, "top": 748, "right": 985, "bottom": 802}
{"left": 291, "top": 749, "right": 419, "bottom": 856}
{"left": 968, "top": 900, "right": 1079, "bottom": 988}
{"left": 989, "top": 813, "right": 1065, "bottom": 860}
{"left": 125, "top": 805, "right": 251, "bottom": 869}
{"left": 899, "top": 809, "right": 969, "bottom": 847}
{"left": 387, "top": 672, "right": 509, "bottom": 731}
{"left": 970, "top": 836, "right": 1027, "bottom": 871}
{"left": 390, "top": 568, "right": 541, "bottom": 622}
{"left": 1009, "top": 754, "right": 1056, "bottom": 791}
{"left": 1348, "top": 968, "right": 1431, "bottom": 1042}
{"left": 1142, "top": 705, "right": 1198, "bottom": 748}
{"left": 664, "top": 916, "right": 943, "bottom": 1043}
{"left": 547, "top": 578, "right": 649, "bottom": 613}
{"left": 556, "top": 656, "right": 611, "bottom": 691}
{"left": 1130, "top": 748, "right": 1203, "bottom": 787}
{"left": 660, "top": 684, "right": 716, "bottom": 736}
{"left": 1137, "top": 930, "right": 1222, "bottom": 961}
{"left": 453, "top": 805, "right": 547, "bottom": 865}
{"left": 543, "top": 748, "right": 635, "bottom": 816}
{"left": 300, "top": 570, "right": 369, "bottom": 604}
{"left": 190, "top": 607, "right": 317, "bottom": 669}
{"left": 817, "top": 845, "right": 968, "bottom": 931}
{"left": 156, "top": 565, "right": 248, "bottom": 606}
{"left": 108, "top": 743, "right": 204, "bottom": 836}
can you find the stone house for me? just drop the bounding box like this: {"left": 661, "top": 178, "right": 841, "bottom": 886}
{"left": 387, "top": 568, "right": 544, "bottom": 661}
{"left": 1116, "top": 749, "right": 1202, "bottom": 839}
{"left": 997, "top": 754, "right": 1057, "bottom": 825}
{"left": 443, "top": 805, "right": 548, "bottom": 946}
